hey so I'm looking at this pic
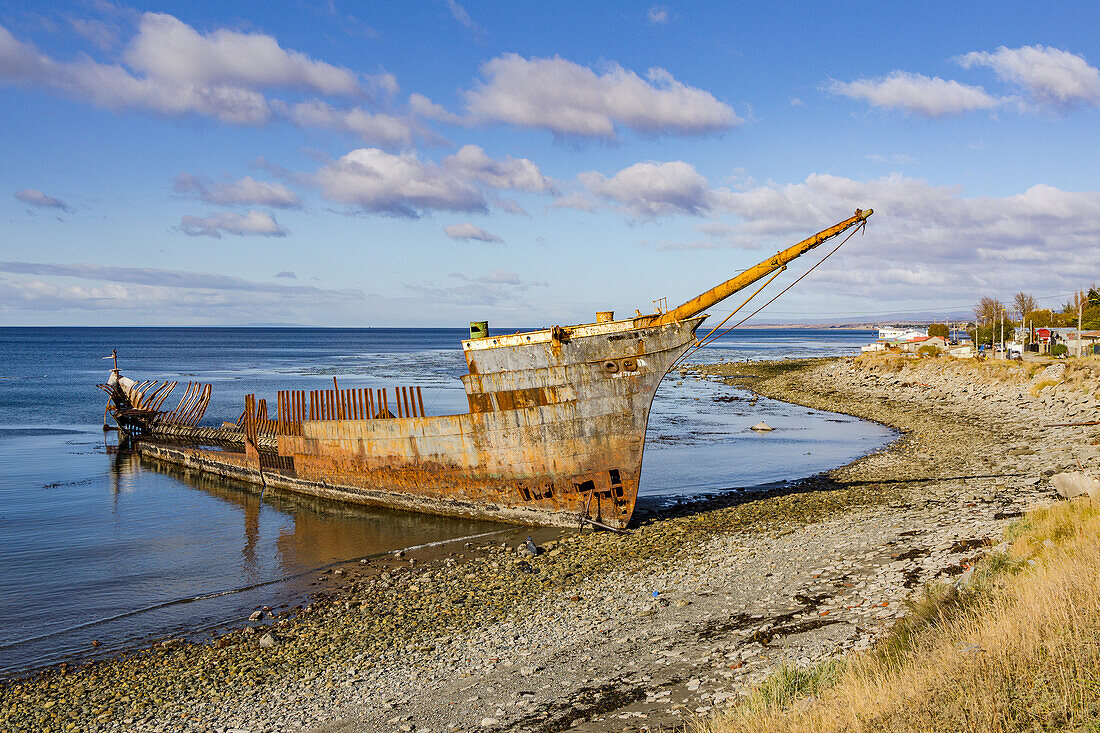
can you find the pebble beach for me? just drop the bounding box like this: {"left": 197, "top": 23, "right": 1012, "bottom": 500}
{"left": 4, "top": 354, "right": 1095, "bottom": 733}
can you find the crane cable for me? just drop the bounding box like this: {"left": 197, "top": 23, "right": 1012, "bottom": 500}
{"left": 676, "top": 266, "right": 787, "bottom": 362}
{"left": 673, "top": 218, "right": 866, "bottom": 367}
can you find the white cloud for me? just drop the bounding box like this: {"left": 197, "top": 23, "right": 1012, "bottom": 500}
{"left": 827, "top": 71, "right": 1000, "bottom": 117}
{"left": 124, "top": 13, "right": 359, "bottom": 96}
{"left": 409, "top": 93, "right": 463, "bottom": 124}
{"left": 179, "top": 210, "right": 288, "bottom": 238}
{"left": 488, "top": 195, "right": 529, "bottom": 216}
{"left": 551, "top": 192, "right": 598, "bottom": 213}
{"left": 0, "top": 15, "right": 409, "bottom": 135}
{"left": 442, "top": 145, "right": 554, "bottom": 193}
{"left": 0, "top": 261, "right": 336, "bottom": 292}
{"left": 14, "top": 188, "right": 71, "bottom": 211}
{"left": 0, "top": 263, "right": 365, "bottom": 321}
{"left": 0, "top": 19, "right": 264, "bottom": 123}
{"left": 579, "top": 160, "right": 713, "bottom": 216}
{"left": 276, "top": 100, "right": 418, "bottom": 148}
{"left": 647, "top": 7, "right": 670, "bottom": 24}
{"left": 174, "top": 174, "right": 300, "bottom": 208}
{"left": 464, "top": 53, "right": 740, "bottom": 138}
{"left": 444, "top": 222, "right": 502, "bottom": 243}
{"left": 958, "top": 45, "right": 1100, "bottom": 108}
{"left": 313, "top": 148, "right": 485, "bottom": 217}
{"left": 441, "top": 0, "right": 485, "bottom": 36}
{"left": 68, "top": 17, "right": 120, "bottom": 51}
{"left": 562, "top": 166, "right": 1100, "bottom": 303}
{"left": 704, "top": 173, "right": 1100, "bottom": 302}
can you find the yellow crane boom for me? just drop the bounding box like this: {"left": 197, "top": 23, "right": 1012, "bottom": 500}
{"left": 652, "top": 208, "right": 873, "bottom": 326}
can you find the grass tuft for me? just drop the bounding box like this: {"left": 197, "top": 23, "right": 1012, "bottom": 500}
{"left": 739, "top": 659, "right": 845, "bottom": 717}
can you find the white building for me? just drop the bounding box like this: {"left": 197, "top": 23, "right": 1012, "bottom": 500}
{"left": 878, "top": 327, "right": 928, "bottom": 341}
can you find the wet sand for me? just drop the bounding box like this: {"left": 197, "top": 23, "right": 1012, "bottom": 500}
{"left": 4, "top": 355, "right": 1094, "bottom": 732}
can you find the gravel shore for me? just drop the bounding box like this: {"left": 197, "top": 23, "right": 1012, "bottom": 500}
{"left": 4, "top": 355, "right": 1095, "bottom": 733}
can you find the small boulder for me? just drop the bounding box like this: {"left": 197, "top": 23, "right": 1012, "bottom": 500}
{"left": 1050, "top": 471, "right": 1099, "bottom": 499}
{"left": 750, "top": 421, "right": 774, "bottom": 432}
{"left": 248, "top": 610, "right": 264, "bottom": 621}
{"left": 259, "top": 632, "right": 277, "bottom": 648}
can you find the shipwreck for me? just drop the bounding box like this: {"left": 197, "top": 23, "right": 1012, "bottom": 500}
{"left": 100, "top": 209, "right": 873, "bottom": 529}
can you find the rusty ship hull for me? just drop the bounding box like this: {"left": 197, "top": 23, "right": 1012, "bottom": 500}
{"left": 102, "top": 210, "right": 873, "bottom": 529}
{"left": 127, "top": 316, "right": 701, "bottom": 529}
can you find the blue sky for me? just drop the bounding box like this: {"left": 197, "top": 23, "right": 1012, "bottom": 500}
{"left": 2, "top": 0, "right": 1098, "bottom": 326}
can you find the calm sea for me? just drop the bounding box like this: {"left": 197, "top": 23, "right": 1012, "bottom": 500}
{"left": 0, "top": 327, "right": 891, "bottom": 677}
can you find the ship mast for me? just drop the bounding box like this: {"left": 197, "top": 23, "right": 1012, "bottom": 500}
{"left": 651, "top": 208, "right": 873, "bottom": 326}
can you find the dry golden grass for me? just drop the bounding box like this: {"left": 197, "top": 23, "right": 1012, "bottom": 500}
{"left": 856, "top": 353, "right": 1100, "bottom": 395}
{"left": 1062, "top": 359, "right": 1100, "bottom": 397}
{"left": 1030, "top": 379, "right": 1063, "bottom": 397}
{"left": 695, "top": 498, "right": 1100, "bottom": 733}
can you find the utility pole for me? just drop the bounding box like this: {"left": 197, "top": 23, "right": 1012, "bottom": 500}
{"left": 1078, "top": 293, "right": 1084, "bottom": 357}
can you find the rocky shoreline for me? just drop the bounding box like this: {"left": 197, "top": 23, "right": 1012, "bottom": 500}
{"left": 4, "top": 355, "right": 1095, "bottom": 733}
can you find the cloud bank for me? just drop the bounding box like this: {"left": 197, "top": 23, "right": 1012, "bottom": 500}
{"left": 310, "top": 146, "right": 555, "bottom": 217}
{"left": 174, "top": 174, "right": 300, "bottom": 208}
{"left": 958, "top": 45, "right": 1100, "bottom": 108}
{"left": 444, "top": 222, "right": 502, "bottom": 242}
{"left": 0, "top": 14, "right": 414, "bottom": 144}
{"left": 578, "top": 160, "right": 712, "bottom": 216}
{"left": 827, "top": 72, "right": 1000, "bottom": 117}
{"left": 0, "top": 261, "right": 366, "bottom": 321}
{"left": 179, "top": 210, "right": 287, "bottom": 238}
{"left": 464, "top": 54, "right": 740, "bottom": 138}
{"left": 442, "top": 145, "right": 555, "bottom": 193}
{"left": 827, "top": 45, "right": 1099, "bottom": 117}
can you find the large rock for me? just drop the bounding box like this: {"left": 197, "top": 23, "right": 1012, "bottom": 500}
{"left": 1050, "top": 471, "right": 1099, "bottom": 499}
{"left": 1035, "top": 363, "right": 1066, "bottom": 383}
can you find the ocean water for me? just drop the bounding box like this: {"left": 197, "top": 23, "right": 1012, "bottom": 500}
{"left": 0, "top": 327, "right": 891, "bottom": 677}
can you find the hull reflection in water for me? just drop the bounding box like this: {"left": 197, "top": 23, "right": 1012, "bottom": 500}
{"left": 135, "top": 451, "right": 512, "bottom": 573}
{"left": 0, "top": 447, "right": 509, "bottom": 679}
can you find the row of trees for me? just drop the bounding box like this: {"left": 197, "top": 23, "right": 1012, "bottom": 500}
{"left": 970, "top": 297, "right": 1015, "bottom": 347}
{"left": 966, "top": 288, "right": 1100, "bottom": 347}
